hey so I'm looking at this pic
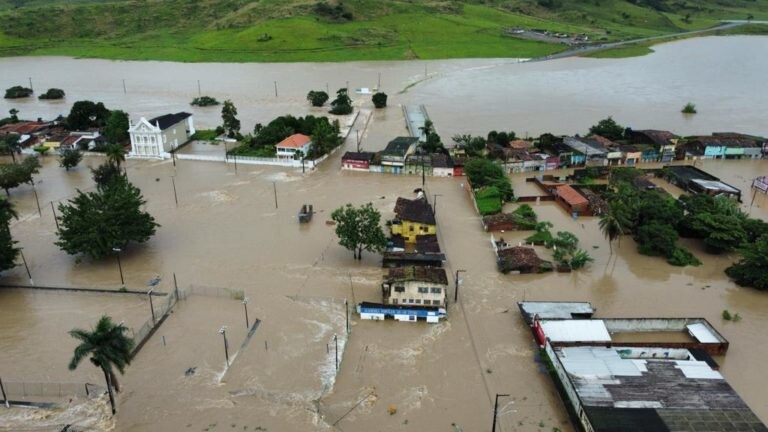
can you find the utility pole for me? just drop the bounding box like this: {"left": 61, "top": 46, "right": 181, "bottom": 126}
{"left": 345, "top": 298, "right": 349, "bottom": 334}
{"left": 19, "top": 249, "right": 32, "bottom": 284}
{"left": 454, "top": 269, "right": 465, "bottom": 302}
{"left": 0, "top": 377, "right": 9, "bottom": 408}
{"left": 171, "top": 176, "right": 178, "bottom": 207}
{"left": 31, "top": 182, "right": 41, "bottom": 217}
{"left": 122, "top": 79, "right": 126, "bottom": 94}
{"left": 492, "top": 393, "right": 510, "bottom": 432}
{"left": 50, "top": 201, "right": 59, "bottom": 230}
{"left": 28, "top": 77, "right": 33, "bottom": 91}
{"left": 274, "top": 81, "right": 278, "bottom": 98}
{"left": 147, "top": 288, "right": 156, "bottom": 325}
{"left": 356, "top": 130, "right": 361, "bottom": 152}
{"left": 243, "top": 297, "right": 250, "bottom": 328}
{"left": 273, "top": 182, "right": 278, "bottom": 209}
{"left": 377, "top": 72, "right": 381, "bottom": 90}
{"left": 334, "top": 334, "right": 339, "bottom": 371}
{"left": 113, "top": 247, "right": 124, "bottom": 286}
{"left": 219, "top": 326, "right": 230, "bottom": 366}
{"left": 197, "top": 80, "right": 201, "bottom": 97}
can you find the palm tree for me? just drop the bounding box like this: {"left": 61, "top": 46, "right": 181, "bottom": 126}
{"left": 105, "top": 143, "right": 126, "bottom": 169}
{"left": 599, "top": 206, "right": 624, "bottom": 255}
{"left": 68, "top": 315, "right": 135, "bottom": 415}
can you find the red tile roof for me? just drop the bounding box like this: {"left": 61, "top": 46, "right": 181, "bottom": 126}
{"left": 0, "top": 121, "right": 49, "bottom": 135}
{"left": 555, "top": 185, "right": 588, "bottom": 207}
{"left": 276, "top": 133, "right": 311, "bottom": 149}
{"left": 509, "top": 139, "right": 533, "bottom": 149}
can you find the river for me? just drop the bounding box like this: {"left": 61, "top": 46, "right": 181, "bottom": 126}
{"left": 0, "top": 36, "right": 767, "bottom": 432}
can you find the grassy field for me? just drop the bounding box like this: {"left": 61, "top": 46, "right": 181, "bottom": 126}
{"left": 0, "top": 0, "right": 766, "bottom": 62}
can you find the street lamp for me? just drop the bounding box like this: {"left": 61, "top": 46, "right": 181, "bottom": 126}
{"left": 219, "top": 326, "right": 230, "bottom": 366}
{"left": 432, "top": 193, "right": 442, "bottom": 216}
{"left": 334, "top": 334, "right": 339, "bottom": 371}
{"left": 492, "top": 393, "right": 511, "bottom": 432}
{"left": 243, "top": 297, "right": 250, "bottom": 329}
{"left": 112, "top": 247, "right": 124, "bottom": 286}
{"left": 454, "top": 269, "right": 465, "bottom": 302}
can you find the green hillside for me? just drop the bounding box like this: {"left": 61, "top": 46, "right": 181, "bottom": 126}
{"left": 0, "top": 0, "right": 765, "bottom": 62}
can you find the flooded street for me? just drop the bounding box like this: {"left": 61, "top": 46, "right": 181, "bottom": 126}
{"left": 1, "top": 35, "right": 768, "bottom": 431}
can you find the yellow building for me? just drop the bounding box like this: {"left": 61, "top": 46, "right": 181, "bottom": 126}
{"left": 390, "top": 196, "right": 436, "bottom": 243}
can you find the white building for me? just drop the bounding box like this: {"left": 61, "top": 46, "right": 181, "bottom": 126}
{"left": 275, "top": 133, "right": 312, "bottom": 160}
{"left": 128, "top": 112, "right": 194, "bottom": 159}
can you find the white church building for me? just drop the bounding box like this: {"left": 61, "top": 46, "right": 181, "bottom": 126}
{"left": 128, "top": 112, "right": 194, "bottom": 159}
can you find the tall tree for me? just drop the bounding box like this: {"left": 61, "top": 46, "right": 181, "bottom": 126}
{"left": 221, "top": 100, "right": 240, "bottom": 138}
{"left": 105, "top": 143, "right": 126, "bottom": 168}
{"left": 306, "top": 90, "right": 329, "bottom": 107}
{"left": 331, "top": 203, "right": 386, "bottom": 260}
{"left": 91, "top": 162, "right": 122, "bottom": 188}
{"left": 372, "top": 92, "right": 387, "bottom": 108}
{"left": 309, "top": 119, "right": 341, "bottom": 158}
{"left": 68, "top": 315, "right": 135, "bottom": 414}
{"left": 0, "top": 198, "right": 19, "bottom": 273}
{"left": 329, "top": 88, "right": 353, "bottom": 115}
{"left": 60, "top": 148, "right": 83, "bottom": 171}
{"left": 104, "top": 110, "right": 130, "bottom": 144}
{"left": 599, "top": 206, "right": 625, "bottom": 255}
{"left": 0, "top": 134, "right": 20, "bottom": 163}
{"left": 56, "top": 176, "right": 159, "bottom": 260}
{"left": 8, "top": 108, "right": 19, "bottom": 122}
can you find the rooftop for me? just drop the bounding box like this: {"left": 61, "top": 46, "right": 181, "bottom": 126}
{"left": 687, "top": 135, "right": 758, "bottom": 148}
{"left": 342, "top": 151, "right": 375, "bottom": 162}
{"left": 517, "top": 301, "right": 595, "bottom": 324}
{"left": 555, "top": 184, "right": 589, "bottom": 207}
{"left": 383, "top": 137, "right": 419, "bottom": 157}
{"left": 148, "top": 112, "right": 192, "bottom": 131}
{"left": 385, "top": 266, "right": 448, "bottom": 285}
{"left": 630, "top": 129, "right": 677, "bottom": 147}
{"left": 430, "top": 153, "right": 454, "bottom": 168}
{"left": 276, "top": 133, "right": 311, "bottom": 149}
{"left": 553, "top": 346, "right": 767, "bottom": 432}
{"left": 564, "top": 136, "right": 608, "bottom": 156}
{"left": 0, "top": 121, "right": 50, "bottom": 135}
{"left": 394, "top": 197, "right": 435, "bottom": 225}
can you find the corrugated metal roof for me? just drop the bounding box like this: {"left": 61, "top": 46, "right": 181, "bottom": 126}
{"left": 518, "top": 301, "right": 594, "bottom": 321}
{"left": 560, "top": 346, "right": 642, "bottom": 377}
{"left": 674, "top": 361, "right": 723, "bottom": 379}
{"left": 541, "top": 320, "right": 611, "bottom": 343}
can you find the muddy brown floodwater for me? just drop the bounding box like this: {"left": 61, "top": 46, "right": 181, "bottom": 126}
{"left": 1, "top": 35, "right": 768, "bottom": 432}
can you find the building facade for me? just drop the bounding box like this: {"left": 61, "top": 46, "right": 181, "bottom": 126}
{"left": 276, "top": 133, "right": 312, "bottom": 160}
{"left": 128, "top": 112, "right": 194, "bottom": 159}
{"left": 381, "top": 266, "right": 448, "bottom": 307}
{"left": 390, "top": 196, "right": 436, "bottom": 243}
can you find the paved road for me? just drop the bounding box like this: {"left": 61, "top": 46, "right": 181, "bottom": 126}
{"left": 527, "top": 21, "right": 763, "bottom": 62}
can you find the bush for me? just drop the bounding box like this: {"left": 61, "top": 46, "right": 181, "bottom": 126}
{"left": 681, "top": 102, "right": 697, "bottom": 114}
{"left": 4, "top": 86, "right": 33, "bottom": 99}
{"left": 33, "top": 145, "right": 50, "bottom": 155}
{"left": 667, "top": 247, "right": 701, "bottom": 267}
{"left": 329, "top": 88, "right": 353, "bottom": 115}
{"left": 372, "top": 92, "right": 388, "bottom": 108}
{"left": 511, "top": 204, "right": 537, "bottom": 229}
{"left": 191, "top": 96, "right": 220, "bottom": 106}
{"left": 635, "top": 222, "right": 677, "bottom": 257}
{"left": 191, "top": 129, "right": 218, "bottom": 141}
{"left": 307, "top": 90, "right": 329, "bottom": 107}
{"left": 464, "top": 158, "right": 513, "bottom": 200}
{"left": 38, "top": 88, "right": 65, "bottom": 100}
{"left": 570, "top": 249, "right": 593, "bottom": 269}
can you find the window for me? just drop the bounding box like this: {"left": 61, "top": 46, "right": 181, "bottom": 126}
{"left": 421, "top": 226, "right": 427, "bottom": 232}
{"left": 414, "top": 299, "right": 421, "bottom": 304}
{"left": 394, "top": 286, "right": 405, "bottom": 293}
{"left": 409, "top": 225, "right": 414, "bottom": 232}
{"left": 417, "top": 287, "right": 428, "bottom": 294}
{"left": 392, "top": 298, "right": 398, "bottom": 304}
{"left": 430, "top": 287, "right": 442, "bottom": 294}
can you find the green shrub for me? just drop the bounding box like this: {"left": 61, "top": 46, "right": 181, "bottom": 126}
{"left": 475, "top": 186, "right": 503, "bottom": 215}
{"left": 667, "top": 247, "right": 701, "bottom": 267}
{"left": 681, "top": 102, "right": 697, "bottom": 114}
{"left": 33, "top": 145, "right": 50, "bottom": 155}
{"left": 38, "top": 88, "right": 65, "bottom": 100}
{"left": 4, "top": 86, "right": 33, "bottom": 99}
{"left": 191, "top": 129, "right": 218, "bottom": 141}
{"left": 191, "top": 96, "right": 219, "bottom": 106}
{"left": 372, "top": 92, "right": 388, "bottom": 108}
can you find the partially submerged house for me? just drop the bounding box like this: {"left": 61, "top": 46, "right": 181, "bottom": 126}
{"left": 341, "top": 151, "right": 375, "bottom": 171}
{"left": 128, "top": 112, "right": 194, "bottom": 159}
{"left": 383, "top": 234, "right": 445, "bottom": 268}
{"left": 381, "top": 137, "right": 419, "bottom": 173}
{"left": 390, "top": 196, "right": 436, "bottom": 243}
{"left": 431, "top": 153, "right": 455, "bottom": 177}
{"left": 381, "top": 266, "right": 448, "bottom": 308}
{"left": 665, "top": 165, "right": 742, "bottom": 201}
{"left": 627, "top": 129, "right": 678, "bottom": 162}
{"left": 276, "top": 133, "right": 312, "bottom": 160}
{"left": 495, "top": 240, "right": 553, "bottom": 274}
{"left": 677, "top": 135, "right": 759, "bottom": 160}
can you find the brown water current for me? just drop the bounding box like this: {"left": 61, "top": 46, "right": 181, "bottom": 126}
{"left": 1, "top": 36, "right": 768, "bottom": 431}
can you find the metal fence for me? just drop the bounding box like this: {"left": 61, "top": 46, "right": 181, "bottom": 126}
{"left": 2, "top": 381, "right": 103, "bottom": 399}
{"left": 181, "top": 285, "right": 244, "bottom": 300}
{"left": 131, "top": 287, "right": 180, "bottom": 352}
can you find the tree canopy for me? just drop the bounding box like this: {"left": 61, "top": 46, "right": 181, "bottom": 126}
{"left": 726, "top": 235, "right": 768, "bottom": 291}
{"left": 0, "top": 156, "right": 40, "bottom": 195}
{"left": 464, "top": 158, "right": 513, "bottom": 200}
{"left": 307, "top": 90, "right": 329, "bottom": 107}
{"left": 104, "top": 110, "right": 130, "bottom": 144}
{"left": 39, "top": 88, "right": 65, "bottom": 100}
{"left": 0, "top": 198, "right": 19, "bottom": 273}
{"left": 69, "top": 315, "right": 135, "bottom": 414}
{"left": 372, "top": 92, "right": 387, "bottom": 108}
{"left": 588, "top": 116, "right": 624, "bottom": 141}
{"left": 67, "top": 100, "right": 111, "bottom": 130}
{"left": 329, "top": 88, "right": 353, "bottom": 115}
{"left": 56, "top": 176, "right": 159, "bottom": 260}
{"left": 60, "top": 148, "right": 83, "bottom": 171}
{"left": 221, "top": 99, "right": 240, "bottom": 138}
{"left": 331, "top": 203, "right": 386, "bottom": 260}
{"left": 4, "top": 86, "right": 33, "bottom": 99}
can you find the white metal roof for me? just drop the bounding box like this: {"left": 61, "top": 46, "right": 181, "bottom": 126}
{"left": 686, "top": 323, "right": 720, "bottom": 343}
{"left": 691, "top": 179, "right": 740, "bottom": 193}
{"left": 675, "top": 360, "right": 723, "bottom": 379}
{"left": 541, "top": 319, "right": 611, "bottom": 343}
{"left": 519, "top": 301, "right": 595, "bottom": 320}
{"left": 559, "top": 346, "right": 642, "bottom": 377}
